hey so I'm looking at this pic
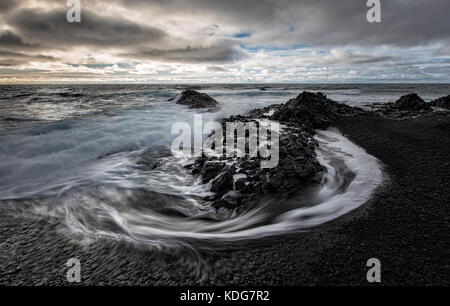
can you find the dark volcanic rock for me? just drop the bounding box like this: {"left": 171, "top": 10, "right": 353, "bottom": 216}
{"left": 376, "top": 93, "right": 433, "bottom": 118}
{"left": 200, "top": 161, "right": 226, "bottom": 184}
{"left": 190, "top": 91, "right": 360, "bottom": 212}
{"left": 392, "top": 93, "right": 430, "bottom": 111}
{"left": 270, "top": 91, "right": 362, "bottom": 130}
{"left": 198, "top": 121, "right": 324, "bottom": 212}
{"left": 430, "top": 95, "right": 450, "bottom": 109}
{"left": 210, "top": 167, "right": 235, "bottom": 197}
{"left": 175, "top": 90, "right": 219, "bottom": 110}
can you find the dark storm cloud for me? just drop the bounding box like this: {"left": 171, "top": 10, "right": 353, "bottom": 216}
{"left": 0, "top": 49, "right": 54, "bottom": 67}
{"left": 4, "top": 5, "right": 244, "bottom": 65}
{"left": 0, "top": 0, "right": 19, "bottom": 12}
{"left": 123, "top": 43, "right": 246, "bottom": 64}
{"left": 121, "top": 0, "right": 450, "bottom": 47}
{"left": 3, "top": 0, "right": 449, "bottom": 61}
{"left": 7, "top": 8, "right": 166, "bottom": 48}
{"left": 0, "top": 31, "right": 40, "bottom": 49}
{"left": 0, "top": 49, "right": 54, "bottom": 60}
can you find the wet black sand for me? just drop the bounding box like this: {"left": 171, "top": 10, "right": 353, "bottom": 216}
{"left": 1, "top": 113, "right": 449, "bottom": 285}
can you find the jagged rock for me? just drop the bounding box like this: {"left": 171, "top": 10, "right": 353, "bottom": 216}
{"left": 375, "top": 93, "right": 432, "bottom": 118}
{"left": 235, "top": 177, "right": 248, "bottom": 191}
{"left": 210, "top": 167, "right": 235, "bottom": 197}
{"left": 430, "top": 95, "right": 450, "bottom": 109}
{"left": 200, "top": 161, "right": 225, "bottom": 183}
{"left": 175, "top": 90, "right": 219, "bottom": 110}
{"left": 392, "top": 93, "right": 431, "bottom": 111}
{"left": 270, "top": 91, "right": 361, "bottom": 129}
{"left": 247, "top": 104, "right": 281, "bottom": 118}
{"left": 192, "top": 115, "right": 324, "bottom": 211}
{"left": 187, "top": 92, "right": 368, "bottom": 212}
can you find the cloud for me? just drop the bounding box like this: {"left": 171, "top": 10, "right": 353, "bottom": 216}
{"left": 0, "top": 31, "right": 40, "bottom": 49}
{"left": 207, "top": 65, "right": 229, "bottom": 72}
{"left": 4, "top": 5, "right": 245, "bottom": 66}
{"left": 123, "top": 43, "right": 246, "bottom": 64}
{"left": 0, "top": 0, "right": 449, "bottom": 82}
{"left": 0, "top": 49, "right": 55, "bottom": 67}
{"left": 7, "top": 8, "right": 166, "bottom": 48}
{"left": 0, "top": 0, "right": 18, "bottom": 12}
{"left": 320, "top": 49, "right": 395, "bottom": 66}
{"left": 118, "top": 0, "right": 450, "bottom": 47}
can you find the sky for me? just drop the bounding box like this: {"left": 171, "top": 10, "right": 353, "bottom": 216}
{"left": 0, "top": 0, "right": 449, "bottom": 84}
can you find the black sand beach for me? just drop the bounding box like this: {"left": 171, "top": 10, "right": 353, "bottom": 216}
{"left": 1, "top": 112, "right": 448, "bottom": 286}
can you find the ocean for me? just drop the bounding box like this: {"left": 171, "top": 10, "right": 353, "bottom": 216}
{"left": 0, "top": 83, "right": 448, "bottom": 246}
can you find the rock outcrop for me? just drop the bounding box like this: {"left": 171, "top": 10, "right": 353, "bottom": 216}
{"left": 188, "top": 91, "right": 362, "bottom": 213}
{"left": 430, "top": 95, "right": 450, "bottom": 109}
{"left": 377, "top": 93, "right": 432, "bottom": 118}
{"left": 270, "top": 91, "right": 362, "bottom": 130}
{"left": 175, "top": 90, "right": 219, "bottom": 111}
{"left": 392, "top": 93, "right": 431, "bottom": 111}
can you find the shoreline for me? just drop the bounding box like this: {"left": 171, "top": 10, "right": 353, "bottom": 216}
{"left": 0, "top": 111, "right": 449, "bottom": 285}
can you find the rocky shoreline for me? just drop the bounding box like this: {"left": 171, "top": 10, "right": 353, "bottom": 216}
{"left": 179, "top": 91, "right": 366, "bottom": 213}
{"left": 173, "top": 90, "right": 449, "bottom": 214}
{"left": 1, "top": 98, "right": 448, "bottom": 285}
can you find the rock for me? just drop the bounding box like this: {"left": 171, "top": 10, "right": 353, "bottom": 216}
{"left": 191, "top": 113, "right": 324, "bottom": 211}
{"left": 175, "top": 90, "right": 219, "bottom": 110}
{"left": 374, "top": 93, "right": 434, "bottom": 118}
{"left": 270, "top": 91, "right": 361, "bottom": 129}
{"left": 234, "top": 177, "right": 248, "bottom": 191}
{"left": 392, "top": 93, "right": 431, "bottom": 111}
{"left": 210, "top": 168, "right": 235, "bottom": 197}
{"left": 136, "top": 145, "right": 171, "bottom": 169}
{"left": 212, "top": 193, "right": 240, "bottom": 210}
{"left": 430, "top": 95, "right": 450, "bottom": 109}
{"left": 188, "top": 91, "right": 367, "bottom": 212}
{"left": 200, "top": 161, "right": 225, "bottom": 183}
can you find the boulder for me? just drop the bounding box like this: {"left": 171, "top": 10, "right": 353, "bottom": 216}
{"left": 200, "top": 161, "right": 226, "bottom": 183}
{"left": 210, "top": 169, "right": 235, "bottom": 197}
{"left": 392, "top": 93, "right": 431, "bottom": 111}
{"left": 175, "top": 90, "right": 219, "bottom": 110}
{"left": 375, "top": 93, "right": 433, "bottom": 118}
{"left": 430, "top": 95, "right": 450, "bottom": 109}
{"left": 270, "top": 91, "right": 359, "bottom": 129}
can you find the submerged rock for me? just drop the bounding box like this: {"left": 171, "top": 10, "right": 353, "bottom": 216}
{"left": 175, "top": 90, "right": 219, "bottom": 110}
{"left": 430, "top": 95, "right": 450, "bottom": 109}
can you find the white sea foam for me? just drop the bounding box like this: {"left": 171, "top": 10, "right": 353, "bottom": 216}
{"left": 25, "top": 128, "right": 383, "bottom": 246}
{"left": 0, "top": 86, "right": 388, "bottom": 247}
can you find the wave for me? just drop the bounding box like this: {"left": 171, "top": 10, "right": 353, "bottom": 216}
{"left": 2, "top": 128, "right": 384, "bottom": 247}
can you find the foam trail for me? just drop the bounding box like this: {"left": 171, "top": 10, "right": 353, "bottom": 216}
{"left": 41, "top": 128, "right": 384, "bottom": 246}
{"left": 0, "top": 85, "right": 386, "bottom": 247}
